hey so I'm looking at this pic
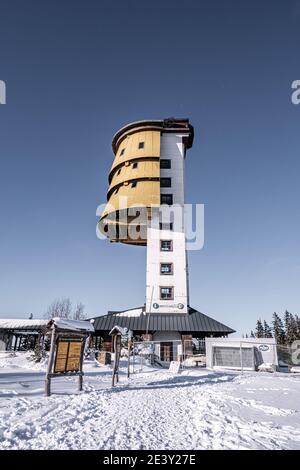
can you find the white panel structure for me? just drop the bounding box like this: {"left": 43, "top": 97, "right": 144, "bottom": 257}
{"left": 205, "top": 337, "right": 278, "bottom": 370}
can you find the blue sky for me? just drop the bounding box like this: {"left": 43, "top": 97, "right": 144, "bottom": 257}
{"left": 0, "top": 0, "right": 299, "bottom": 334}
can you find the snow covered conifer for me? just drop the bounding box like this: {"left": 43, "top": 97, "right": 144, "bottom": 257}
{"left": 284, "top": 311, "right": 298, "bottom": 345}
{"left": 255, "top": 319, "right": 264, "bottom": 338}
{"left": 263, "top": 320, "right": 273, "bottom": 338}
{"left": 295, "top": 315, "right": 300, "bottom": 339}
{"left": 272, "top": 312, "right": 286, "bottom": 345}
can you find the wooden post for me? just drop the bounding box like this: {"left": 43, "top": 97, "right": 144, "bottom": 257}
{"left": 116, "top": 335, "right": 120, "bottom": 383}
{"left": 45, "top": 327, "right": 56, "bottom": 397}
{"left": 78, "top": 339, "right": 85, "bottom": 392}
{"left": 78, "top": 374, "right": 83, "bottom": 391}
{"left": 127, "top": 338, "right": 132, "bottom": 379}
{"left": 112, "top": 333, "right": 122, "bottom": 387}
{"left": 112, "top": 335, "right": 117, "bottom": 387}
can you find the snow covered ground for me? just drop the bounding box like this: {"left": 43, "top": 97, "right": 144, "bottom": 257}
{"left": 1, "top": 352, "right": 300, "bottom": 450}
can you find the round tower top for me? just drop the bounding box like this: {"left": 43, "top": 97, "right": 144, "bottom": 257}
{"left": 112, "top": 118, "right": 194, "bottom": 154}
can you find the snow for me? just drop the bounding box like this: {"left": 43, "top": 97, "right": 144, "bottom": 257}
{"left": 0, "top": 352, "right": 300, "bottom": 450}
{"left": 258, "top": 363, "right": 276, "bottom": 373}
{"left": 0, "top": 319, "right": 48, "bottom": 329}
{"left": 109, "top": 325, "right": 128, "bottom": 336}
{"left": 0, "top": 317, "right": 94, "bottom": 332}
{"left": 50, "top": 317, "right": 94, "bottom": 332}
{"left": 113, "top": 307, "right": 143, "bottom": 318}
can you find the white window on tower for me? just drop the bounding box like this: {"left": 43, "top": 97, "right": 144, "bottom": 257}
{"left": 160, "top": 177, "right": 171, "bottom": 188}
{"left": 160, "top": 194, "right": 173, "bottom": 205}
{"left": 159, "top": 222, "right": 173, "bottom": 231}
{"left": 160, "top": 240, "right": 173, "bottom": 251}
{"left": 160, "top": 159, "right": 171, "bottom": 169}
{"left": 160, "top": 286, "right": 174, "bottom": 300}
{"left": 160, "top": 263, "right": 173, "bottom": 275}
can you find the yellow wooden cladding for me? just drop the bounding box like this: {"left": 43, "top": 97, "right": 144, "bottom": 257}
{"left": 111, "top": 130, "right": 160, "bottom": 173}
{"left": 102, "top": 180, "right": 160, "bottom": 218}
{"left": 100, "top": 129, "right": 161, "bottom": 244}
{"left": 108, "top": 160, "right": 160, "bottom": 196}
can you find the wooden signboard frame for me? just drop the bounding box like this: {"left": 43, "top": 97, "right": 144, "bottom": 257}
{"left": 45, "top": 327, "right": 88, "bottom": 397}
{"left": 109, "top": 326, "right": 132, "bottom": 387}
{"left": 112, "top": 333, "right": 122, "bottom": 387}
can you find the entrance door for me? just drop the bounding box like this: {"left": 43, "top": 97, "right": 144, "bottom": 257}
{"left": 160, "top": 342, "right": 173, "bottom": 362}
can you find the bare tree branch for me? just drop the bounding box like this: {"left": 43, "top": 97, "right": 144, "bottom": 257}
{"left": 73, "top": 302, "right": 86, "bottom": 320}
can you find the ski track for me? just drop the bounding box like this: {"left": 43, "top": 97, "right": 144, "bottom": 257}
{"left": 1, "top": 367, "right": 300, "bottom": 450}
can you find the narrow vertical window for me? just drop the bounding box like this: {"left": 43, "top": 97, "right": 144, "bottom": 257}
{"left": 160, "top": 194, "right": 173, "bottom": 205}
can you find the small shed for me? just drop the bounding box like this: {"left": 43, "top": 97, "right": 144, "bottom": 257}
{"left": 0, "top": 318, "right": 94, "bottom": 352}
{"left": 205, "top": 337, "right": 278, "bottom": 371}
{"left": 0, "top": 319, "right": 49, "bottom": 351}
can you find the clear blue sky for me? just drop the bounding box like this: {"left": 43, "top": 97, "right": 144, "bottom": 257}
{"left": 0, "top": 0, "right": 299, "bottom": 335}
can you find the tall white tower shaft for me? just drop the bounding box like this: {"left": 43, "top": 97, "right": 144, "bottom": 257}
{"left": 146, "top": 132, "right": 189, "bottom": 314}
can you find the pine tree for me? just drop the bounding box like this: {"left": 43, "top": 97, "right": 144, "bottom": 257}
{"left": 250, "top": 330, "right": 255, "bottom": 338}
{"left": 263, "top": 320, "right": 273, "bottom": 338}
{"left": 295, "top": 315, "right": 300, "bottom": 339}
{"left": 255, "top": 319, "right": 264, "bottom": 338}
{"left": 272, "top": 312, "right": 286, "bottom": 345}
{"left": 284, "top": 310, "right": 298, "bottom": 345}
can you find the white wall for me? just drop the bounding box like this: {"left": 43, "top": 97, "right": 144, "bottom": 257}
{"left": 146, "top": 133, "right": 189, "bottom": 314}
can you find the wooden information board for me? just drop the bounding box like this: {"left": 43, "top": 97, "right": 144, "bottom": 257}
{"left": 54, "top": 338, "right": 83, "bottom": 373}
{"left": 45, "top": 323, "right": 93, "bottom": 397}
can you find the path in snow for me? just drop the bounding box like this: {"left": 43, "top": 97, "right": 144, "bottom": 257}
{"left": 0, "top": 354, "right": 300, "bottom": 450}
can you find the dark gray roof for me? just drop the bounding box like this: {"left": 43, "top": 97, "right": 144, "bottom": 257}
{"left": 91, "top": 306, "right": 235, "bottom": 335}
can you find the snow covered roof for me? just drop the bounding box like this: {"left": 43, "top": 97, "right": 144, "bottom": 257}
{"left": 111, "top": 307, "right": 143, "bottom": 318}
{"left": 49, "top": 317, "right": 94, "bottom": 333}
{"left": 0, "top": 319, "right": 49, "bottom": 331}
{"left": 0, "top": 318, "right": 94, "bottom": 333}
{"left": 109, "top": 325, "right": 128, "bottom": 336}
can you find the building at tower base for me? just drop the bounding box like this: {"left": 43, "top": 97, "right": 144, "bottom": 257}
{"left": 90, "top": 306, "right": 235, "bottom": 362}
